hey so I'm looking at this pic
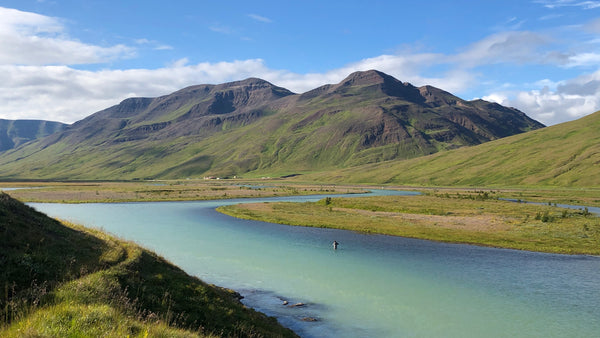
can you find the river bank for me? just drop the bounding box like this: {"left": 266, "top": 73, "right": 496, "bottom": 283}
{"left": 28, "top": 195, "right": 600, "bottom": 337}
{"left": 4, "top": 181, "right": 599, "bottom": 255}
{"left": 0, "top": 193, "right": 297, "bottom": 337}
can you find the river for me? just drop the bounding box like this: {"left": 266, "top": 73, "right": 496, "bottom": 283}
{"left": 29, "top": 190, "right": 600, "bottom": 337}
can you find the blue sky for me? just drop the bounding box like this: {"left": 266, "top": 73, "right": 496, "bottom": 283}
{"left": 1, "top": 0, "right": 600, "bottom": 125}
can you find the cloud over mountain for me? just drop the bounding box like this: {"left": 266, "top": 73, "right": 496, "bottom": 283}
{"left": 1, "top": 5, "right": 600, "bottom": 126}
{"left": 0, "top": 7, "right": 133, "bottom": 65}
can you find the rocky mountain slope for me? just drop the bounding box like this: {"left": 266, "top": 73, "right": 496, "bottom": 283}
{"left": 0, "top": 70, "right": 543, "bottom": 180}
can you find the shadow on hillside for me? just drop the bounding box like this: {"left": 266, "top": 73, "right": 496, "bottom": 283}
{"left": 0, "top": 192, "right": 112, "bottom": 322}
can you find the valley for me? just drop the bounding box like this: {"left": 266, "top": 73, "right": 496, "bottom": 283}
{"left": 17, "top": 187, "right": 600, "bottom": 337}
{"left": 3, "top": 1, "right": 599, "bottom": 336}
{"left": 1, "top": 70, "right": 598, "bottom": 337}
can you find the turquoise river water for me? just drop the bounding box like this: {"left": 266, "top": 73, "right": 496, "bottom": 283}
{"left": 29, "top": 190, "right": 600, "bottom": 337}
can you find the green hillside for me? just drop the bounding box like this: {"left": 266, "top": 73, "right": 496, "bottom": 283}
{"left": 0, "top": 192, "right": 296, "bottom": 337}
{"left": 306, "top": 111, "right": 600, "bottom": 187}
{"left": 0, "top": 70, "right": 542, "bottom": 180}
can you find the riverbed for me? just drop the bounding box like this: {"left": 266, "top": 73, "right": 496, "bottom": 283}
{"left": 30, "top": 191, "right": 600, "bottom": 337}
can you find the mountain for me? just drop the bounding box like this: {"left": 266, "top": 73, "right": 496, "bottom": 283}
{"left": 0, "top": 70, "right": 543, "bottom": 180}
{"left": 0, "top": 119, "right": 67, "bottom": 151}
{"left": 305, "top": 110, "right": 600, "bottom": 187}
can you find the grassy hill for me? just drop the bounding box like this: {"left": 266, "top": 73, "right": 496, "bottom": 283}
{"left": 0, "top": 70, "right": 542, "bottom": 180}
{"left": 305, "top": 111, "right": 600, "bottom": 187}
{"left": 0, "top": 192, "right": 296, "bottom": 337}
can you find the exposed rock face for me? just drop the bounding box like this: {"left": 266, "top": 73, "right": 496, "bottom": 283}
{"left": 56, "top": 78, "right": 295, "bottom": 146}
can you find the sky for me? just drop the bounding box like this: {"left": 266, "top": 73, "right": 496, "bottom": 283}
{"left": 1, "top": 0, "right": 600, "bottom": 125}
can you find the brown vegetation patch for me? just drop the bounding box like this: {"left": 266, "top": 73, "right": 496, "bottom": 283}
{"left": 238, "top": 203, "right": 514, "bottom": 232}
{"left": 336, "top": 208, "right": 513, "bottom": 232}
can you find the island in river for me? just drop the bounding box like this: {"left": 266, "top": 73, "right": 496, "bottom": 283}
{"left": 217, "top": 190, "right": 600, "bottom": 255}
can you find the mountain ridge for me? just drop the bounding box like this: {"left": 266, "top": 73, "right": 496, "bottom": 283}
{"left": 0, "top": 70, "right": 544, "bottom": 180}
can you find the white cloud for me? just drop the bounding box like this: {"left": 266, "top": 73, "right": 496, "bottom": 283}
{"left": 0, "top": 60, "right": 274, "bottom": 123}
{"left": 0, "top": 7, "right": 134, "bottom": 65}
{"left": 0, "top": 27, "right": 594, "bottom": 123}
{"left": 482, "top": 93, "right": 509, "bottom": 104}
{"left": 453, "top": 31, "right": 551, "bottom": 66}
{"left": 539, "top": 13, "right": 564, "bottom": 20}
{"left": 247, "top": 14, "right": 272, "bottom": 23}
{"left": 0, "top": 6, "right": 598, "bottom": 127}
{"left": 154, "top": 44, "right": 174, "bottom": 50}
{"left": 496, "top": 17, "right": 526, "bottom": 31}
{"left": 0, "top": 52, "right": 479, "bottom": 124}
{"left": 565, "top": 52, "right": 600, "bottom": 67}
{"left": 209, "top": 24, "right": 234, "bottom": 35}
{"left": 0, "top": 6, "right": 62, "bottom": 34}
{"left": 535, "top": 0, "right": 600, "bottom": 9}
{"left": 134, "top": 38, "right": 173, "bottom": 50}
{"left": 484, "top": 70, "right": 600, "bottom": 125}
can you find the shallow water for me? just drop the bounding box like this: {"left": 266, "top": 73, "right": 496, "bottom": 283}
{"left": 501, "top": 198, "right": 600, "bottom": 215}
{"left": 30, "top": 191, "right": 600, "bottom": 337}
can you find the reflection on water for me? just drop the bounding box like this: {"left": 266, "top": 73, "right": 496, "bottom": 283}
{"left": 30, "top": 191, "right": 600, "bottom": 337}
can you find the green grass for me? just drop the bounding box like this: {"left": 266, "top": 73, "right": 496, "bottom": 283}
{"left": 0, "top": 192, "right": 297, "bottom": 337}
{"left": 304, "top": 111, "right": 600, "bottom": 187}
{"left": 2, "top": 181, "right": 364, "bottom": 203}
{"left": 2, "top": 303, "right": 203, "bottom": 338}
{"left": 217, "top": 193, "right": 600, "bottom": 255}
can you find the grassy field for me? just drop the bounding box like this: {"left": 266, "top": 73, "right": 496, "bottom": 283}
{"left": 0, "top": 180, "right": 365, "bottom": 203}
{"left": 4, "top": 180, "right": 598, "bottom": 208}
{"left": 421, "top": 186, "right": 600, "bottom": 208}
{"left": 0, "top": 192, "right": 297, "bottom": 337}
{"left": 217, "top": 191, "right": 600, "bottom": 255}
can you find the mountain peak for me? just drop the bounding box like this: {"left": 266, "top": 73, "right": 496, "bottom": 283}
{"left": 225, "top": 77, "right": 273, "bottom": 87}
{"left": 339, "top": 70, "right": 391, "bottom": 86}
{"left": 215, "top": 77, "right": 295, "bottom": 98}
{"left": 329, "top": 70, "right": 425, "bottom": 104}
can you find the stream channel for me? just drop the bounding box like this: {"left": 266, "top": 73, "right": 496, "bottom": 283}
{"left": 29, "top": 190, "right": 600, "bottom": 337}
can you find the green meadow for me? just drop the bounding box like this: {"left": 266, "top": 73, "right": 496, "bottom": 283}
{"left": 217, "top": 191, "right": 600, "bottom": 255}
